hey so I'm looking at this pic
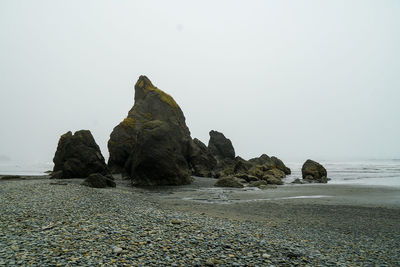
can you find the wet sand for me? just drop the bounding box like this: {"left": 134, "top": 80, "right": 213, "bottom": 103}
{"left": 142, "top": 177, "right": 400, "bottom": 223}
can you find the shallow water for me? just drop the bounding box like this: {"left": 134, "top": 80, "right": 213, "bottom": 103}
{"left": 285, "top": 159, "right": 400, "bottom": 187}
{"left": 181, "top": 194, "right": 332, "bottom": 204}
{"left": 1, "top": 159, "right": 399, "bottom": 187}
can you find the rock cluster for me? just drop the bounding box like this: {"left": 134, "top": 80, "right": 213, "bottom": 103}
{"left": 105, "top": 76, "right": 292, "bottom": 187}
{"left": 212, "top": 152, "right": 291, "bottom": 188}
{"left": 51, "top": 75, "right": 328, "bottom": 188}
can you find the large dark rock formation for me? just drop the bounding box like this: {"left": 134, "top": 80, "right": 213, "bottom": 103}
{"left": 52, "top": 130, "right": 108, "bottom": 179}
{"left": 108, "top": 76, "right": 192, "bottom": 186}
{"left": 189, "top": 138, "right": 217, "bottom": 177}
{"left": 302, "top": 159, "right": 328, "bottom": 183}
{"left": 208, "top": 130, "right": 235, "bottom": 162}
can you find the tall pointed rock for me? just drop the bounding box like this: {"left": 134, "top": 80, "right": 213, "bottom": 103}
{"left": 108, "top": 76, "right": 192, "bottom": 185}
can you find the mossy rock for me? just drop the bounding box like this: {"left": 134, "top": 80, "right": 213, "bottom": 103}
{"left": 136, "top": 76, "right": 179, "bottom": 108}
{"left": 214, "top": 177, "right": 244, "bottom": 188}
{"left": 108, "top": 76, "right": 193, "bottom": 186}
{"left": 235, "top": 173, "right": 259, "bottom": 182}
{"left": 217, "top": 166, "right": 235, "bottom": 178}
{"left": 265, "top": 168, "right": 286, "bottom": 179}
{"left": 302, "top": 159, "right": 328, "bottom": 183}
{"left": 262, "top": 175, "right": 283, "bottom": 185}
{"left": 120, "top": 117, "right": 135, "bottom": 128}
{"left": 249, "top": 165, "right": 266, "bottom": 179}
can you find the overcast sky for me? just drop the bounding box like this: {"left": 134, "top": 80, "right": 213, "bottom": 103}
{"left": 0, "top": 0, "right": 399, "bottom": 164}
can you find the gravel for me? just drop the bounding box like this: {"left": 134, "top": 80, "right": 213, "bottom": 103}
{"left": 0, "top": 178, "right": 399, "bottom": 266}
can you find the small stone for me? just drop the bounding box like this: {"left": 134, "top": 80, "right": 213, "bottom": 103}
{"left": 171, "top": 219, "right": 182, "bottom": 225}
{"left": 112, "top": 246, "right": 123, "bottom": 254}
{"left": 262, "top": 253, "right": 271, "bottom": 259}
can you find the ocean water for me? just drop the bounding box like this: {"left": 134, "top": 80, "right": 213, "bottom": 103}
{"left": 1, "top": 160, "right": 399, "bottom": 187}
{"left": 0, "top": 161, "right": 53, "bottom": 176}
{"left": 286, "top": 159, "right": 400, "bottom": 187}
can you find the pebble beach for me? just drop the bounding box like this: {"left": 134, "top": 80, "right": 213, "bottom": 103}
{"left": 1, "top": 176, "right": 400, "bottom": 266}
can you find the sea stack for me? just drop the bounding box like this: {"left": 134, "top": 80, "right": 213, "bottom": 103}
{"left": 108, "top": 76, "right": 192, "bottom": 186}
{"left": 52, "top": 130, "right": 109, "bottom": 179}
{"left": 208, "top": 130, "right": 235, "bottom": 161}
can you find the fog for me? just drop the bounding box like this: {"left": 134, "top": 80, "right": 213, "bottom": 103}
{"left": 0, "top": 0, "right": 399, "bottom": 165}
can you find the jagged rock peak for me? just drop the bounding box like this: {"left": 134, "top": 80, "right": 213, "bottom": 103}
{"left": 208, "top": 130, "right": 235, "bottom": 160}
{"left": 108, "top": 76, "right": 192, "bottom": 185}
{"left": 134, "top": 75, "right": 178, "bottom": 108}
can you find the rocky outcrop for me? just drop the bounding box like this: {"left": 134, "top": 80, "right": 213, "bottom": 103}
{"left": 271, "top": 156, "right": 291, "bottom": 175}
{"left": 82, "top": 173, "right": 116, "bottom": 188}
{"left": 302, "top": 159, "right": 328, "bottom": 183}
{"left": 189, "top": 138, "right": 217, "bottom": 177}
{"left": 214, "top": 153, "right": 291, "bottom": 186}
{"left": 214, "top": 177, "right": 244, "bottom": 188}
{"left": 249, "top": 154, "right": 291, "bottom": 175}
{"left": 52, "top": 130, "right": 109, "bottom": 179}
{"left": 262, "top": 175, "right": 284, "bottom": 185}
{"left": 208, "top": 130, "right": 235, "bottom": 162}
{"left": 108, "top": 76, "right": 192, "bottom": 186}
{"left": 233, "top": 156, "right": 253, "bottom": 174}
{"left": 249, "top": 154, "right": 273, "bottom": 167}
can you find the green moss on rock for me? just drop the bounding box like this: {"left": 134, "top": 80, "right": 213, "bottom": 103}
{"left": 136, "top": 76, "right": 179, "bottom": 108}
{"left": 155, "top": 88, "right": 179, "bottom": 108}
{"left": 120, "top": 117, "right": 135, "bottom": 128}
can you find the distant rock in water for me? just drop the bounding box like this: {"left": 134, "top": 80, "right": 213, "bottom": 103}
{"left": 52, "top": 130, "right": 109, "bottom": 179}
{"left": 108, "top": 75, "right": 192, "bottom": 186}
{"left": 82, "top": 173, "right": 116, "bottom": 188}
{"left": 302, "top": 159, "right": 328, "bottom": 183}
{"left": 189, "top": 138, "right": 217, "bottom": 177}
{"left": 208, "top": 130, "right": 235, "bottom": 162}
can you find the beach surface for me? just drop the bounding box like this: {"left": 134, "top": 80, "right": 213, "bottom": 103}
{"left": 1, "top": 175, "right": 399, "bottom": 266}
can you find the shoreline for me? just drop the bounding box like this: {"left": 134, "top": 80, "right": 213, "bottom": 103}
{"left": 1, "top": 176, "right": 399, "bottom": 265}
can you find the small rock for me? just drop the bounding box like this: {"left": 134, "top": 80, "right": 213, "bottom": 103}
{"left": 262, "top": 253, "right": 271, "bottom": 259}
{"left": 171, "top": 219, "right": 182, "bottom": 225}
{"left": 112, "top": 246, "right": 123, "bottom": 254}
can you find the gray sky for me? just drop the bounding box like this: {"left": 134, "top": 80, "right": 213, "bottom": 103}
{"left": 0, "top": 0, "right": 399, "bottom": 164}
